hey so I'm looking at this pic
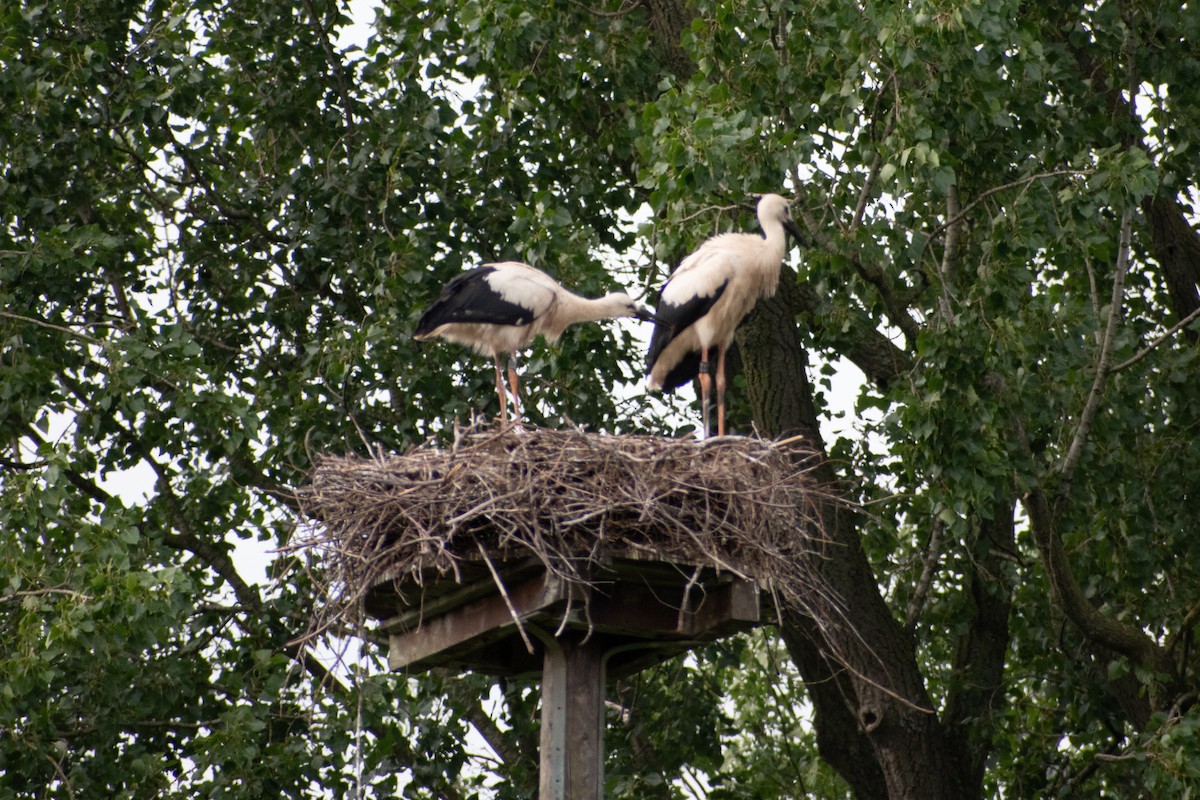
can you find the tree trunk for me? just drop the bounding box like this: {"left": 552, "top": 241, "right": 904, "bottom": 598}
{"left": 739, "top": 288, "right": 976, "bottom": 799}
{"left": 1143, "top": 193, "right": 1200, "bottom": 339}
{"left": 641, "top": 0, "right": 697, "bottom": 83}
{"left": 941, "top": 500, "right": 1016, "bottom": 791}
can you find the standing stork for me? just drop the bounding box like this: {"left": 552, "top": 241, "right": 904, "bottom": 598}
{"left": 645, "top": 194, "right": 803, "bottom": 437}
{"left": 414, "top": 261, "right": 654, "bottom": 426}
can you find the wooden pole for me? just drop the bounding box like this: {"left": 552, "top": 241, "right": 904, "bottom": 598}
{"left": 538, "top": 631, "right": 605, "bottom": 799}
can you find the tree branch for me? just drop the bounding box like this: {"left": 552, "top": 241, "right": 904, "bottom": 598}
{"left": 1057, "top": 209, "right": 1132, "bottom": 506}
{"left": 791, "top": 186, "right": 924, "bottom": 345}
{"left": 463, "top": 697, "right": 520, "bottom": 767}
{"left": 1023, "top": 483, "right": 1171, "bottom": 686}
{"left": 785, "top": 269, "right": 912, "bottom": 391}
{"left": 301, "top": 0, "right": 358, "bottom": 137}
{"left": 919, "top": 169, "right": 1091, "bottom": 265}
{"left": 904, "top": 516, "right": 945, "bottom": 629}
{"left": 1111, "top": 303, "right": 1200, "bottom": 373}
{"left": 935, "top": 183, "right": 961, "bottom": 323}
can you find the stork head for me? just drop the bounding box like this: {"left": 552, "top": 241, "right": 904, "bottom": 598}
{"left": 603, "top": 291, "right": 657, "bottom": 323}
{"left": 757, "top": 193, "right": 804, "bottom": 244}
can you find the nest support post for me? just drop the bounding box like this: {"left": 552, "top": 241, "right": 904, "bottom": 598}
{"left": 535, "top": 628, "right": 606, "bottom": 800}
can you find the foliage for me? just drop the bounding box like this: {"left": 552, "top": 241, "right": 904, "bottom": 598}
{"left": 2, "top": 0, "right": 1200, "bottom": 796}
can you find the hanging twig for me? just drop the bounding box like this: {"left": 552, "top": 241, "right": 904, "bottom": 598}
{"left": 477, "top": 542, "right": 536, "bottom": 655}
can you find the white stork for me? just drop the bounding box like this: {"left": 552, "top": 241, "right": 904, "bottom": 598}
{"left": 414, "top": 260, "right": 654, "bottom": 425}
{"left": 645, "top": 194, "right": 803, "bottom": 437}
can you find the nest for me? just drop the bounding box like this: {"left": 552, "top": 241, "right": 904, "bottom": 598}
{"left": 293, "top": 426, "right": 842, "bottom": 638}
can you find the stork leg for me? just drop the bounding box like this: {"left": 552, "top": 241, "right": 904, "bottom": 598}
{"left": 715, "top": 344, "right": 728, "bottom": 437}
{"left": 506, "top": 353, "right": 522, "bottom": 425}
{"left": 697, "top": 347, "right": 712, "bottom": 439}
{"left": 493, "top": 353, "right": 509, "bottom": 426}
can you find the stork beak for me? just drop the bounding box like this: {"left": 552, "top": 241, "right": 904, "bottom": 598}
{"left": 634, "top": 307, "right": 659, "bottom": 323}
{"left": 783, "top": 217, "right": 804, "bottom": 245}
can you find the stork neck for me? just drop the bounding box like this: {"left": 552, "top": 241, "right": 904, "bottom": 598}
{"left": 760, "top": 219, "right": 789, "bottom": 261}
{"left": 565, "top": 292, "right": 629, "bottom": 322}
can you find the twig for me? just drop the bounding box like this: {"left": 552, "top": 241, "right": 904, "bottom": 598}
{"left": 1111, "top": 304, "right": 1200, "bottom": 373}
{"left": 920, "top": 169, "right": 1091, "bottom": 260}
{"left": 565, "top": 0, "right": 642, "bottom": 18}
{"left": 477, "top": 542, "right": 536, "bottom": 655}
{"left": 1, "top": 588, "right": 93, "bottom": 603}
{"left": 936, "top": 184, "right": 961, "bottom": 322}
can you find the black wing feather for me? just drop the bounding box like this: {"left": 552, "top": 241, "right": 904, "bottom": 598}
{"left": 414, "top": 267, "right": 535, "bottom": 335}
{"left": 656, "top": 351, "right": 702, "bottom": 393}
{"left": 644, "top": 280, "right": 728, "bottom": 391}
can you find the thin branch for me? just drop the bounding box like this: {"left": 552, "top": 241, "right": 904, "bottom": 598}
{"left": 0, "top": 310, "right": 109, "bottom": 346}
{"left": 1, "top": 588, "right": 93, "bottom": 603}
{"left": 921, "top": 169, "right": 1092, "bottom": 256}
{"left": 936, "top": 183, "right": 961, "bottom": 323}
{"left": 477, "top": 542, "right": 536, "bottom": 655}
{"left": 1084, "top": 250, "right": 1103, "bottom": 333}
{"left": 904, "top": 517, "right": 945, "bottom": 629}
{"left": 301, "top": 0, "right": 357, "bottom": 136}
{"left": 849, "top": 79, "right": 898, "bottom": 235}
{"left": 1165, "top": 598, "right": 1200, "bottom": 659}
{"left": 1112, "top": 303, "right": 1200, "bottom": 373}
{"left": 1057, "top": 208, "right": 1132, "bottom": 505}
{"left": 566, "top": 0, "right": 642, "bottom": 17}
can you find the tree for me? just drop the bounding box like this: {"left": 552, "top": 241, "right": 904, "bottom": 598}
{"left": 2, "top": 0, "right": 1199, "bottom": 797}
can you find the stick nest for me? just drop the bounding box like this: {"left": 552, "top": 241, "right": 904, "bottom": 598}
{"left": 294, "top": 426, "right": 841, "bottom": 633}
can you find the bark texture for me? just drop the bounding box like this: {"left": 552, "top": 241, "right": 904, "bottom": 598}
{"left": 1143, "top": 193, "right": 1200, "bottom": 338}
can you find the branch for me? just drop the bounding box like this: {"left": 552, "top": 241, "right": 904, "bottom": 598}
{"left": 1111, "top": 303, "right": 1200, "bottom": 373}
{"left": 919, "top": 169, "right": 1093, "bottom": 263}
{"left": 980, "top": 366, "right": 1175, "bottom": 708}
{"left": 1, "top": 587, "right": 93, "bottom": 603}
{"left": 935, "top": 184, "right": 961, "bottom": 322}
{"left": 791, "top": 185, "right": 923, "bottom": 344}
{"left": 1023, "top": 482, "right": 1170, "bottom": 677}
{"left": 22, "top": 414, "right": 337, "bottom": 695}
{"left": 0, "top": 310, "right": 109, "bottom": 346}
{"left": 904, "top": 517, "right": 944, "bottom": 629}
{"left": 849, "top": 93, "right": 897, "bottom": 236}
{"left": 1164, "top": 599, "right": 1200, "bottom": 660}
{"left": 463, "top": 698, "right": 521, "bottom": 767}
{"left": 1057, "top": 209, "right": 1132, "bottom": 505}
{"left": 566, "top": 0, "right": 642, "bottom": 17}
{"left": 301, "top": 0, "right": 358, "bottom": 136}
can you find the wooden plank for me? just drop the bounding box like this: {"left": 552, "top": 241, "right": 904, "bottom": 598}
{"left": 583, "top": 576, "right": 760, "bottom": 638}
{"left": 371, "top": 554, "right": 767, "bottom": 677}
{"left": 376, "top": 558, "right": 546, "bottom": 634}
{"left": 387, "top": 570, "right": 567, "bottom": 670}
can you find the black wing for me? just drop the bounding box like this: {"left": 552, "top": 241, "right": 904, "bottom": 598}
{"left": 644, "top": 279, "right": 728, "bottom": 392}
{"left": 414, "top": 267, "right": 535, "bottom": 336}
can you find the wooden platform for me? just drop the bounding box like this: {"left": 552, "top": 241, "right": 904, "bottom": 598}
{"left": 364, "top": 555, "right": 767, "bottom": 680}
{"left": 363, "top": 553, "right": 769, "bottom": 798}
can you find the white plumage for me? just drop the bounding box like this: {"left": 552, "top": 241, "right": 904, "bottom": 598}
{"left": 646, "top": 194, "right": 802, "bottom": 436}
{"left": 415, "top": 261, "right": 652, "bottom": 425}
